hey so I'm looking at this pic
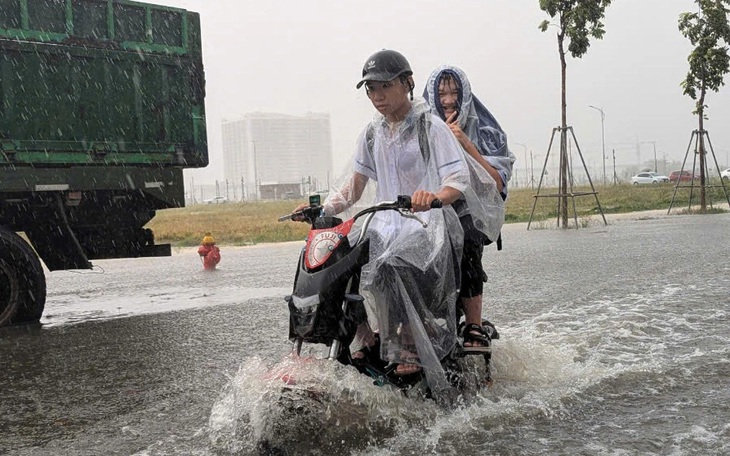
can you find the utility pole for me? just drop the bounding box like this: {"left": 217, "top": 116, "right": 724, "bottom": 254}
{"left": 515, "top": 142, "right": 528, "bottom": 188}
{"left": 190, "top": 175, "right": 195, "bottom": 204}
{"left": 251, "top": 140, "right": 259, "bottom": 200}
{"left": 588, "top": 105, "right": 606, "bottom": 185}
{"left": 612, "top": 149, "right": 618, "bottom": 184}
{"left": 530, "top": 150, "right": 536, "bottom": 189}
{"left": 639, "top": 141, "right": 658, "bottom": 172}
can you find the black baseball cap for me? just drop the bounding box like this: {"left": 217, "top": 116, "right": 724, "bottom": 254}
{"left": 356, "top": 49, "right": 413, "bottom": 89}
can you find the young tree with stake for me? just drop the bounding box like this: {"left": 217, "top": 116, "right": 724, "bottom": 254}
{"left": 538, "top": 0, "right": 612, "bottom": 228}
{"left": 678, "top": 0, "right": 730, "bottom": 211}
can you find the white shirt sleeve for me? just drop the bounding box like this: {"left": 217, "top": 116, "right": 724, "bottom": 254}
{"left": 352, "top": 128, "right": 377, "bottom": 181}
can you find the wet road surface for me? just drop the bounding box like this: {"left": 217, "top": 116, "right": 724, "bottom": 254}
{"left": 1, "top": 212, "right": 729, "bottom": 455}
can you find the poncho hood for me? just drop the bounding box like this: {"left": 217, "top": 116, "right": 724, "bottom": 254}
{"left": 424, "top": 65, "right": 515, "bottom": 184}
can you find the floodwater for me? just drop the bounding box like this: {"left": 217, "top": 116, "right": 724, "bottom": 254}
{"left": 1, "top": 212, "right": 729, "bottom": 456}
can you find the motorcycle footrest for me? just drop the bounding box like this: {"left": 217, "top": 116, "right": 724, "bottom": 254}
{"left": 344, "top": 293, "right": 364, "bottom": 303}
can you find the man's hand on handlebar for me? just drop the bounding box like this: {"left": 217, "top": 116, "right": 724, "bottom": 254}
{"left": 410, "top": 190, "right": 439, "bottom": 212}
{"left": 291, "top": 203, "right": 310, "bottom": 222}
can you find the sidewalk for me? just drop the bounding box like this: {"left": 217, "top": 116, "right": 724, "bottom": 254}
{"left": 507, "top": 201, "right": 729, "bottom": 231}
{"left": 607, "top": 201, "right": 729, "bottom": 223}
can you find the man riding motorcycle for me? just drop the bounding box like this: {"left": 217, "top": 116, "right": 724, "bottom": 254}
{"left": 294, "top": 50, "right": 503, "bottom": 400}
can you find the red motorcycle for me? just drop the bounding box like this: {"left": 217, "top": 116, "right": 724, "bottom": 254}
{"left": 278, "top": 194, "right": 498, "bottom": 395}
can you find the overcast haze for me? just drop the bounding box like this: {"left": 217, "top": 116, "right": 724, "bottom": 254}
{"left": 154, "top": 0, "right": 730, "bottom": 185}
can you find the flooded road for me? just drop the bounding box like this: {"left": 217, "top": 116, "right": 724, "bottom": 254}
{"left": 1, "top": 212, "right": 729, "bottom": 455}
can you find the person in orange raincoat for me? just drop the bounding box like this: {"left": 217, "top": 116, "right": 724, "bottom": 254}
{"left": 197, "top": 233, "right": 221, "bottom": 270}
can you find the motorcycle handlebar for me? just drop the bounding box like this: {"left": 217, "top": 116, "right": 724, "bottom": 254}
{"left": 279, "top": 195, "right": 442, "bottom": 223}
{"left": 279, "top": 205, "right": 322, "bottom": 223}
{"left": 396, "top": 195, "right": 443, "bottom": 209}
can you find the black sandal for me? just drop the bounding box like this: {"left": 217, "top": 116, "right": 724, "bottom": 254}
{"left": 462, "top": 323, "right": 493, "bottom": 354}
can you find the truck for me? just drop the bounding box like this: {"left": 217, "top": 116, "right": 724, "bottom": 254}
{"left": 0, "top": 0, "right": 207, "bottom": 326}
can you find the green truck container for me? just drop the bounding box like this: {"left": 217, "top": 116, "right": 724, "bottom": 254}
{"left": 0, "top": 0, "right": 207, "bottom": 325}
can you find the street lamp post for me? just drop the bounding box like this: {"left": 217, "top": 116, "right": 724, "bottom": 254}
{"left": 588, "top": 105, "right": 607, "bottom": 185}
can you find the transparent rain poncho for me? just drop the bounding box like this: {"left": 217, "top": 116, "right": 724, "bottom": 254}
{"left": 423, "top": 65, "right": 516, "bottom": 197}
{"left": 322, "top": 99, "right": 504, "bottom": 400}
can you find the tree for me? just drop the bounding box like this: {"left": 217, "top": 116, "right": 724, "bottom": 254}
{"left": 678, "top": 0, "right": 730, "bottom": 211}
{"left": 538, "top": 0, "right": 612, "bottom": 228}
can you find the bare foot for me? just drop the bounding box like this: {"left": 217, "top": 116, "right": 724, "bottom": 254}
{"left": 394, "top": 349, "right": 421, "bottom": 375}
{"left": 395, "top": 362, "right": 421, "bottom": 375}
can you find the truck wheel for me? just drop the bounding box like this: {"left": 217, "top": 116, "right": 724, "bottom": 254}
{"left": 0, "top": 260, "right": 20, "bottom": 325}
{"left": 0, "top": 228, "right": 46, "bottom": 326}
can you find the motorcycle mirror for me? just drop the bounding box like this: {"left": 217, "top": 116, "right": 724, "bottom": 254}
{"left": 309, "top": 194, "right": 321, "bottom": 207}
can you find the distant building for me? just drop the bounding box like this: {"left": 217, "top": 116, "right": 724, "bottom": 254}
{"left": 221, "top": 112, "right": 333, "bottom": 200}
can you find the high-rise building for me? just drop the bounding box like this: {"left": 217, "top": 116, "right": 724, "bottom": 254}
{"left": 221, "top": 112, "right": 333, "bottom": 200}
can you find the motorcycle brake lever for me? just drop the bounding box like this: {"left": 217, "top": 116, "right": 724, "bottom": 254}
{"left": 399, "top": 209, "right": 428, "bottom": 228}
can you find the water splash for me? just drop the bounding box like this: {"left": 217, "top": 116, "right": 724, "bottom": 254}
{"left": 208, "top": 355, "right": 438, "bottom": 455}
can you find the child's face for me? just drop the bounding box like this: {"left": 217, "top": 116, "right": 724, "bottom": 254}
{"left": 365, "top": 78, "right": 410, "bottom": 120}
{"left": 438, "top": 77, "right": 460, "bottom": 120}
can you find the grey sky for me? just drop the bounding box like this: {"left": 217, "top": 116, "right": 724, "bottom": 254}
{"left": 155, "top": 0, "right": 730, "bottom": 184}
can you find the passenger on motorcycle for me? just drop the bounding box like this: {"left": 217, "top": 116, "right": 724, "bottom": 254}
{"left": 297, "top": 50, "right": 504, "bottom": 399}
{"left": 423, "top": 65, "right": 515, "bottom": 352}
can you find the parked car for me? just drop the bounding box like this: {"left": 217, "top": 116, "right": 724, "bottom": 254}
{"left": 631, "top": 172, "right": 669, "bottom": 185}
{"left": 721, "top": 168, "right": 730, "bottom": 181}
{"left": 669, "top": 170, "right": 698, "bottom": 182}
{"left": 204, "top": 196, "right": 228, "bottom": 204}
